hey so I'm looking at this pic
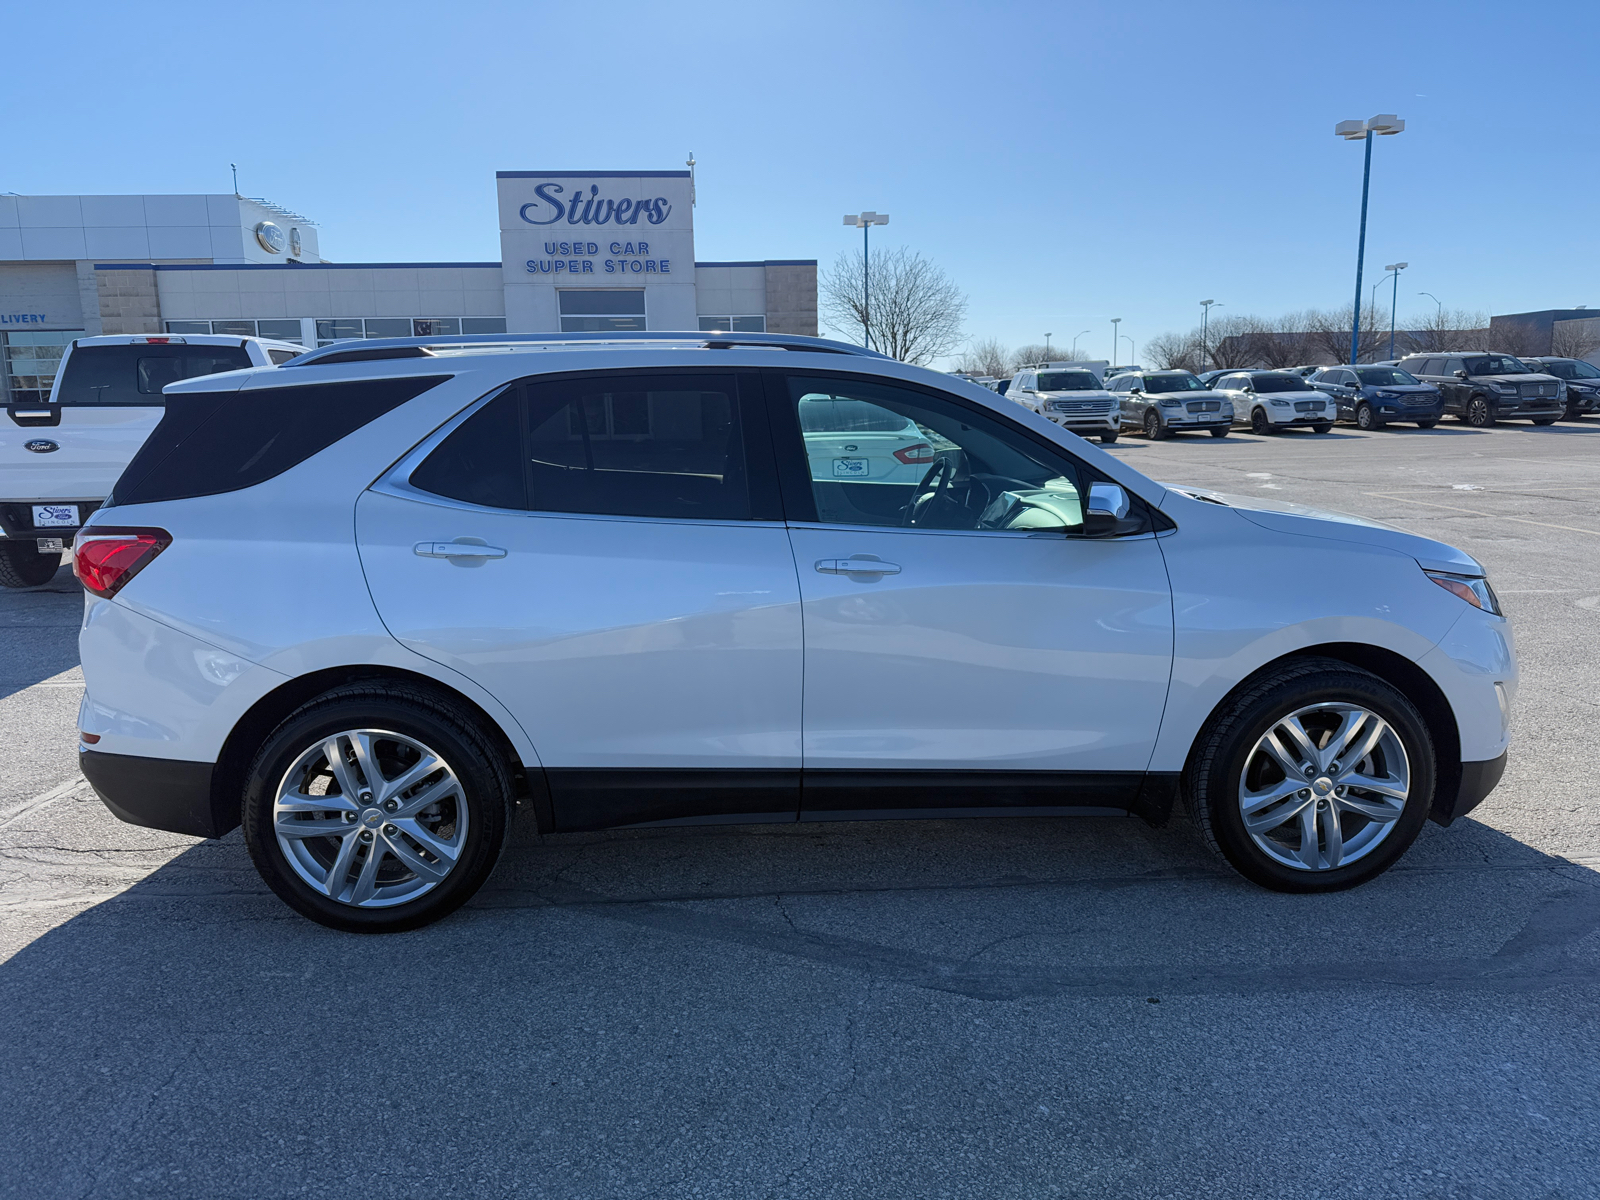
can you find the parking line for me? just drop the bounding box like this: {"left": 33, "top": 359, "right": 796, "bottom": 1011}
{"left": 1365, "top": 493, "right": 1600, "bottom": 537}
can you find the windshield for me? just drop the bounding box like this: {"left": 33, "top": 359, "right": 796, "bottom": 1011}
{"left": 1252, "top": 373, "right": 1313, "bottom": 393}
{"left": 1465, "top": 355, "right": 1529, "bottom": 376}
{"left": 1539, "top": 360, "right": 1600, "bottom": 380}
{"left": 1354, "top": 368, "right": 1421, "bottom": 386}
{"left": 1036, "top": 371, "right": 1101, "bottom": 391}
{"left": 1143, "top": 374, "right": 1207, "bottom": 394}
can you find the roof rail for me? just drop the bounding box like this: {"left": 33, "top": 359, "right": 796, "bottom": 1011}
{"left": 280, "top": 330, "right": 887, "bottom": 368}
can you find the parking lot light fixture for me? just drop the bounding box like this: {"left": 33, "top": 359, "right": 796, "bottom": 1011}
{"left": 843, "top": 211, "right": 890, "bottom": 350}
{"left": 1385, "top": 263, "right": 1408, "bottom": 359}
{"left": 1419, "top": 291, "right": 1443, "bottom": 323}
{"left": 1071, "top": 329, "right": 1091, "bottom": 356}
{"left": 1111, "top": 317, "right": 1121, "bottom": 366}
{"left": 1337, "top": 114, "right": 1405, "bottom": 364}
{"left": 1045, "top": 333, "right": 1053, "bottom": 358}
{"left": 1201, "top": 300, "right": 1220, "bottom": 364}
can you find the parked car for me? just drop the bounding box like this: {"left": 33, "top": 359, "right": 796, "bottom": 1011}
{"left": 1394, "top": 353, "right": 1564, "bottom": 427}
{"left": 1212, "top": 371, "right": 1334, "bottom": 435}
{"left": 75, "top": 330, "right": 1514, "bottom": 930}
{"left": 1009, "top": 366, "right": 1119, "bottom": 443}
{"left": 1196, "top": 369, "right": 1231, "bottom": 387}
{"left": 1109, "top": 369, "right": 1233, "bottom": 439}
{"left": 1523, "top": 357, "right": 1600, "bottom": 419}
{"left": 0, "top": 333, "right": 301, "bottom": 588}
{"left": 1308, "top": 365, "right": 1444, "bottom": 430}
{"left": 993, "top": 376, "right": 1013, "bottom": 395}
{"left": 1286, "top": 365, "right": 1328, "bottom": 378}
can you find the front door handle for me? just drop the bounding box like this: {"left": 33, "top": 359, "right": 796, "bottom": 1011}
{"left": 414, "top": 541, "right": 507, "bottom": 560}
{"left": 815, "top": 556, "right": 901, "bottom": 578}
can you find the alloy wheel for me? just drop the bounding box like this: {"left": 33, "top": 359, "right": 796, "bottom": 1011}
{"left": 1250, "top": 407, "right": 1271, "bottom": 435}
{"left": 273, "top": 728, "right": 468, "bottom": 908}
{"left": 1236, "top": 703, "right": 1409, "bottom": 871}
{"left": 1466, "top": 396, "right": 1493, "bottom": 427}
{"left": 1356, "top": 402, "right": 1374, "bottom": 430}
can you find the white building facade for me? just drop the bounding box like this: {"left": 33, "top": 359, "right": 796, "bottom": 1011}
{"left": 0, "top": 171, "right": 817, "bottom": 405}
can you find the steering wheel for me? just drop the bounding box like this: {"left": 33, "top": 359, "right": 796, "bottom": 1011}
{"left": 901, "top": 452, "right": 963, "bottom": 527}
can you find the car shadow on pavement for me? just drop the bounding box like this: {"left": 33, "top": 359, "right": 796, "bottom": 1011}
{"left": 0, "top": 563, "right": 83, "bottom": 701}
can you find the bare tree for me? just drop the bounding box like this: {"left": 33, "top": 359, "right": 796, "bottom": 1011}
{"left": 1305, "top": 305, "right": 1389, "bottom": 363}
{"left": 1144, "top": 330, "right": 1206, "bottom": 372}
{"left": 1011, "top": 343, "right": 1062, "bottom": 369}
{"left": 1398, "top": 307, "right": 1489, "bottom": 354}
{"left": 1207, "top": 315, "right": 1265, "bottom": 368}
{"left": 820, "top": 247, "right": 967, "bottom": 365}
{"left": 1552, "top": 318, "right": 1600, "bottom": 360}
{"left": 954, "top": 337, "right": 1012, "bottom": 377}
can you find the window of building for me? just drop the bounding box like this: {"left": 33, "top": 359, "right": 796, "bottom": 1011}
{"left": 163, "top": 319, "right": 305, "bottom": 345}
{"left": 557, "top": 290, "right": 646, "bottom": 333}
{"left": 462, "top": 317, "right": 508, "bottom": 335}
{"left": 310, "top": 317, "right": 508, "bottom": 347}
{"left": 697, "top": 316, "right": 767, "bottom": 333}
{"left": 1, "top": 330, "right": 81, "bottom": 405}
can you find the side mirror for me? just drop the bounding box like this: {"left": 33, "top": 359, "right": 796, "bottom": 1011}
{"left": 1129, "top": 386, "right": 1143, "bottom": 394}
{"left": 1454, "top": 369, "right": 1468, "bottom": 379}
{"left": 1084, "top": 482, "right": 1130, "bottom": 537}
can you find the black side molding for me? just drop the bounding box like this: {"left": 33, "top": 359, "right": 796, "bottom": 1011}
{"left": 80, "top": 750, "right": 229, "bottom": 839}
{"left": 1431, "top": 752, "right": 1507, "bottom": 826}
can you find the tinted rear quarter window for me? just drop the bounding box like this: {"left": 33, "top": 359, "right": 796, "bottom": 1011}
{"left": 55, "top": 344, "right": 253, "bottom": 405}
{"left": 114, "top": 376, "right": 450, "bottom": 506}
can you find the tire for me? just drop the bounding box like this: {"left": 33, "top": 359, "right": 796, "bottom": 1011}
{"left": 1100, "top": 431, "right": 1119, "bottom": 444}
{"left": 242, "top": 683, "right": 513, "bottom": 932}
{"left": 1311, "top": 423, "right": 1332, "bottom": 434}
{"left": 0, "top": 544, "right": 62, "bottom": 589}
{"left": 1143, "top": 409, "right": 1168, "bottom": 441}
{"left": 1209, "top": 426, "right": 1229, "bottom": 438}
{"left": 1355, "top": 402, "right": 1381, "bottom": 431}
{"left": 1417, "top": 419, "right": 1438, "bottom": 430}
{"left": 1186, "top": 657, "right": 1435, "bottom": 893}
{"left": 1464, "top": 395, "right": 1495, "bottom": 427}
{"left": 1532, "top": 417, "right": 1558, "bottom": 426}
{"left": 1249, "top": 407, "right": 1273, "bottom": 436}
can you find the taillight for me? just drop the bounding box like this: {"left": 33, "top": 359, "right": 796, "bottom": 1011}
{"left": 73, "top": 528, "right": 171, "bottom": 598}
{"left": 893, "top": 442, "right": 937, "bottom": 465}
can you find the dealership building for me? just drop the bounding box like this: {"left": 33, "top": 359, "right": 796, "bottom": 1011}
{"left": 0, "top": 170, "right": 818, "bottom": 405}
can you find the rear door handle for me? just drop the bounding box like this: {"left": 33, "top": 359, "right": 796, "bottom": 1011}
{"left": 815, "top": 556, "right": 901, "bottom": 577}
{"left": 414, "top": 541, "right": 507, "bottom": 559}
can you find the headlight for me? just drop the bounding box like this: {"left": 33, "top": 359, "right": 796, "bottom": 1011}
{"left": 1492, "top": 382, "right": 1518, "bottom": 393}
{"left": 1269, "top": 398, "right": 1290, "bottom": 407}
{"left": 1159, "top": 398, "right": 1182, "bottom": 408}
{"left": 1424, "top": 569, "right": 1502, "bottom": 616}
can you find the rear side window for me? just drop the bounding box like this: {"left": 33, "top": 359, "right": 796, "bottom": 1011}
{"left": 113, "top": 376, "right": 451, "bottom": 506}
{"left": 267, "top": 349, "right": 299, "bottom": 365}
{"left": 408, "top": 373, "right": 754, "bottom": 522}
{"left": 55, "top": 344, "right": 253, "bottom": 405}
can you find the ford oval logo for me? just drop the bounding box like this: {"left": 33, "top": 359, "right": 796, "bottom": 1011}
{"left": 24, "top": 439, "right": 59, "bottom": 454}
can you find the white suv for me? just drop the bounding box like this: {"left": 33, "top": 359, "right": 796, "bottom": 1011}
{"left": 1008, "top": 365, "right": 1120, "bottom": 443}
{"left": 0, "top": 333, "right": 301, "bottom": 587}
{"left": 73, "top": 332, "right": 1516, "bottom": 931}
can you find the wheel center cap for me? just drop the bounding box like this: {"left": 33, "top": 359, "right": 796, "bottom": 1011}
{"left": 1312, "top": 777, "right": 1334, "bottom": 796}
{"left": 361, "top": 808, "right": 383, "bottom": 826}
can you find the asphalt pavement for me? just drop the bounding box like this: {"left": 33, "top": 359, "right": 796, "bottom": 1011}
{"left": 3, "top": 418, "right": 1599, "bottom": 1199}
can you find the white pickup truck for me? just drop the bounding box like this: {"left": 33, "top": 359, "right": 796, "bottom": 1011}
{"left": 0, "top": 333, "right": 301, "bottom": 587}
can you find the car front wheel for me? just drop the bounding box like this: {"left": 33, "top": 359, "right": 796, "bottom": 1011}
{"left": 242, "top": 683, "right": 513, "bottom": 932}
{"left": 1143, "top": 409, "right": 1168, "bottom": 440}
{"left": 1209, "top": 426, "right": 1228, "bottom": 438}
{"left": 1355, "top": 402, "right": 1380, "bottom": 430}
{"left": 1100, "top": 430, "right": 1118, "bottom": 444}
{"left": 1417, "top": 419, "right": 1439, "bottom": 429}
{"left": 1186, "top": 658, "right": 1435, "bottom": 892}
{"left": 1249, "top": 407, "right": 1273, "bottom": 435}
{"left": 1465, "top": 395, "right": 1495, "bottom": 427}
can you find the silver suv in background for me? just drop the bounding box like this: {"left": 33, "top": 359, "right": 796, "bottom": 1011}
{"left": 0, "top": 333, "right": 300, "bottom": 587}
{"left": 1008, "top": 365, "right": 1120, "bottom": 443}
{"left": 1109, "top": 370, "right": 1233, "bottom": 439}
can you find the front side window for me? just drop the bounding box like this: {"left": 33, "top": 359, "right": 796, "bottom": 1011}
{"left": 784, "top": 375, "right": 1092, "bottom": 535}
{"left": 1036, "top": 371, "right": 1101, "bottom": 391}
{"left": 1355, "top": 368, "right": 1420, "bottom": 386}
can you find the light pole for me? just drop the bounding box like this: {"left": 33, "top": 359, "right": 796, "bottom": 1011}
{"left": 1336, "top": 114, "right": 1405, "bottom": 364}
{"left": 1419, "top": 291, "right": 1442, "bottom": 318}
{"left": 1111, "top": 317, "right": 1121, "bottom": 366}
{"left": 1384, "top": 262, "right": 1407, "bottom": 359}
{"left": 1070, "top": 329, "right": 1091, "bottom": 356}
{"left": 842, "top": 211, "right": 890, "bottom": 350}
{"left": 1120, "top": 334, "right": 1135, "bottom": 366}
{"left": 1201, "top": 299, "right": 1220, "bottom": 365}
{"left": 1044, "top": 332, "right": 1053, "bottom": 359}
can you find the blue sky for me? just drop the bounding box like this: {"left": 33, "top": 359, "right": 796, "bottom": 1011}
{"left": 5, "top": 0, "right": 1596, "bottom": 362}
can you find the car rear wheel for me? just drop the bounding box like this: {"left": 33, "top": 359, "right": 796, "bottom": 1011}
{"left": 1465, "top": 395, "right": 1495, "bottom": 427}
{"left": 0, "top": 544, "right": 62, "bottom": 589}
{"left": 1417, "top": 419, "right": 1438, "bottom": 429}
{"left": 1532, "top": 417, "right": 1558, "bottom": 426}
{"left": 1249, "top": 407, "right": 1273, "bottom": 435}
{"left": 1209, "top": 426, "right": 1228, "bottom": 438}
{"left": 1186, "top": 658, "right": 1434, "bottom": 892}
{"left": 1311, "top": 423, "right": 1332, "bottom": 434}
{"left": 1143, "top": 409, "right": 1168, "bottom": 440}
{"left": 242, "top": 684, "right": 513, "bottom": 932}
